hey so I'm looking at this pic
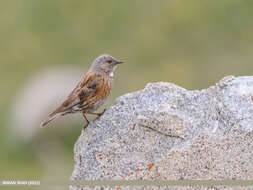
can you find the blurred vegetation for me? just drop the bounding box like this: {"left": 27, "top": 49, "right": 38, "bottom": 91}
{"left": 0, "top": 0, "right": 253, "bottom": 188}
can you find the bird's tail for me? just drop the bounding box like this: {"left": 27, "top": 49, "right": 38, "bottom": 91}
{"left": 40, "top": 112, "right": 62, "bottom": 128}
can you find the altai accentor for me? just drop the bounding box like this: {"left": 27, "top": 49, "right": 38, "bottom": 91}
{"left": 40, "top": 54, "right": 123, "bottom": 128}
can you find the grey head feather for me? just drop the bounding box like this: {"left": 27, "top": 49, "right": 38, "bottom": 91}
{"left": 90, "top": 54, "right": 123, "bottom": 75}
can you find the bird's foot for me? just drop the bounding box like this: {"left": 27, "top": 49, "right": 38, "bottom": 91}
{"left": 83, "top": 123, "right": 89, "bottom": 130}
{"left": 94, "top": 108, "right": 107, "bottom": 121}
{"left": 98, "top": 108, "right": 107, "bottom": 117}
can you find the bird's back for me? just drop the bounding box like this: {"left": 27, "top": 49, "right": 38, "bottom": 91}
{"left": 51, "top": 71, "right": 113, "bottom": 116}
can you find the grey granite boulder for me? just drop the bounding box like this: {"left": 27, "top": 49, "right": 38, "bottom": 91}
{"left": 70, "top": 76, "right": 253, "bottom": 190}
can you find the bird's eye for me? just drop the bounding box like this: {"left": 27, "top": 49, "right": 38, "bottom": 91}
{"left": 107, "top": 60, "right": 112, "bottom": 64}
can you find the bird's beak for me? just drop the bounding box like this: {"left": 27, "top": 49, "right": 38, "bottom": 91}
{"left": 116, "top": 60, "right": 124, "bottom": 64}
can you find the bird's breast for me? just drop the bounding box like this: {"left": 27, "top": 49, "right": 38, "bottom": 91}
{"left": 88, "top": 76, "right": 112, "bottom": 111}
{"left": 101, "top": 75, "right": 113, "bottom": 97}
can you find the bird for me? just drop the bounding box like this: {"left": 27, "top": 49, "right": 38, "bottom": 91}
{"left": 40, "top": 54, "right": 123, "bottom": 128}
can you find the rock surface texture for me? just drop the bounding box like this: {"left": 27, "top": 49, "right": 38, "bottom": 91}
{"left": 70, "top": 76, "right": 253, "bottom": 190}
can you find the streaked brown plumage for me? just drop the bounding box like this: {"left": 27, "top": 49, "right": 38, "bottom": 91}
{"left": 40, "top": 54, "right": 123, "bottom": 128}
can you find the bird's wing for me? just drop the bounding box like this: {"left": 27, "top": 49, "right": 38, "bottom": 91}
{"left": 49, "top": 71, "right": 101, "bottom": 116}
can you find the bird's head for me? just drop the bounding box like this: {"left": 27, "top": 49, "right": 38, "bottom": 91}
{"left": 90, "top": 54, "right": 123, "bottom": 76}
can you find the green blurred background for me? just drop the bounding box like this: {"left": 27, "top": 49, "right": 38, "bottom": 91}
{"left": 0, "top": 0, "right": 253, "bottom": 189}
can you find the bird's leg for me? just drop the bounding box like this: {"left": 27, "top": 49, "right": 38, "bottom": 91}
{"left": 87, "top": 108, "right": 106, "bottom": 117}
{"left": 87, "top": 109, "right": 107, "bottom": 120}
{"left": 83, "top": 113, "right": 90, "bottom": 129}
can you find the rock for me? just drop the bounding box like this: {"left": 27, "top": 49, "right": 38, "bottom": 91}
{"left": 70, "top": 76, "right": 253, "bottom": 190}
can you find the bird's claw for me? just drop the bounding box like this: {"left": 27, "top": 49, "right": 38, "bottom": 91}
{"left": 83, "top": 123, "right": 89, "bottom": 130}
{"left": 98, "top": 108, "right": 107, "bottom": 116}
{"left": 94, "top": 108, "right": 107, "bottom": 121}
